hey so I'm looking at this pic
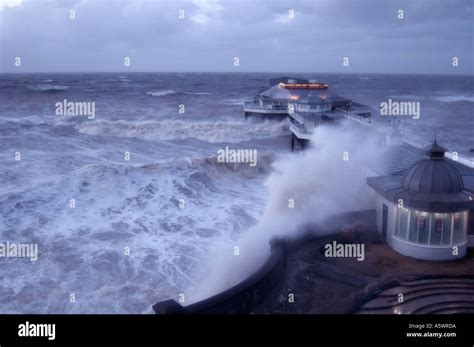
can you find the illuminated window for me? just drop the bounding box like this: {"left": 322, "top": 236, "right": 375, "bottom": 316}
{"left": 430, "top": 214, "right": 443, "bottom": 245}
{"left": 394, "top": 209, "right": 467, "bottom": 247}
{"left": 417, "top": 213, "right": 429, "bottom": 244}
{"left": 408, "top": 212, "right": 419, "bottom": 242}
{"left": 452, "top": 211, "right": 467, "bottom": 244}
{"left": 441, "top": 213, "right": 452, "bottom": 245}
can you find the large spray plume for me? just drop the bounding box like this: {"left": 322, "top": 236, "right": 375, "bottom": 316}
{"left": 189, "top": 122, "right": 385, "bottom": 302}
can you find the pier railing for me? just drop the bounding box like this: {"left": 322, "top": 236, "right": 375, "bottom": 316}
{"left": 444, "top": 152, "right": 474, "bottom": 168}
{"left": 244, "top": 102, "right": 288, "bottom": 111}
{"left": 337, "top": 111, "right": 474, "bottom": 168}
{"left": 336, "top": 107, "right": 372, "bottom": 126}
{"left": 402, "top": 133, "right": 432, "bottom": 148}
{"left": 243, "top": 102, "right": 262, "bottom": 111}
{"left": 288, "top": 111, "right": 305, "bottom": 124}
{"left": 402, "top": 133, "right": 474, "bottom": 168}
{"left": 290, "top": 123, "right": 313, "bottom": 140}
{"left": 246, "top": 101, "right": 474, "bottom": 168}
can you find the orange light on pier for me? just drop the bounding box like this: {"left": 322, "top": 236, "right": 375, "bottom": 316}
{"left": 279, "top": 83, "right": 329, "bottom": 90}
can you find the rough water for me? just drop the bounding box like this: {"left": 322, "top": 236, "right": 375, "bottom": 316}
{"left": 0, "top": 73, "right": 472, "bottom": 313}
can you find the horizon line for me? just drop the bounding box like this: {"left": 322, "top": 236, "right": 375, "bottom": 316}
{"left": 1, "top": 70, "right": 473, "bottom": 76}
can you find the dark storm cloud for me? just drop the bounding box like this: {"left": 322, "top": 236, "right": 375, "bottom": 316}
{"left": 0, "top": 0, "right": 472, "bottom": 73}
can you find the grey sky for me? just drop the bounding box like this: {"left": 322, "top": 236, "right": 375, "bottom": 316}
{"left": 0, "top": 0, "right": 473, "bottom": 74}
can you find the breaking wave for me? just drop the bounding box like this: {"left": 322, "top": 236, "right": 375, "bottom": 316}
{"left": 28, "top": 84, "right": 69, "bottom": 92}
{"left": 431, "top": 95, "right": 474, "bottom": 103}
{"left": 141, "top": 152, "right": 275, "bottom": 179}
{"left": 146, "top": 90, "right": 213, "bottom": 97}
{"left": 0, "top": 115, "right": 48, "bottom": 126}
{"left": 0, "top": 152, "right": 272, "bottom": 313}
{"left": 390, "top": 94, "right": 422, "bottom": 100}
{"left": 76, "top": 119, "right": 289, "bottom": 143}
{"left": 146, "top": 90, "right": 176, "bottom": 96}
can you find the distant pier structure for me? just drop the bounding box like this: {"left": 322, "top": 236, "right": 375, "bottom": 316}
{"left": 243, "top": 77, "right": 307, "bottom": 119}
{"left": 243, "top": 76, "right": 372, "bottom": 150}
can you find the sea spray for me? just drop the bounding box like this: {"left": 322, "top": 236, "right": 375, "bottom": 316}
{"left": 188, "top": 123, "right": 384, "bottom": 303}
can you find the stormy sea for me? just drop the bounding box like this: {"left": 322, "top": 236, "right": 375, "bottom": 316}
{"left": 0, "top": 73, "right": 473, "bottom": 313}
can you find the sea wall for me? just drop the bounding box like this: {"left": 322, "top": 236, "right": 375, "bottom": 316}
{"left": 153, "top": 236, "right": 289, "bottom": 314}
{"left": 153, "top": 209, "right": 376, "bottom": 314}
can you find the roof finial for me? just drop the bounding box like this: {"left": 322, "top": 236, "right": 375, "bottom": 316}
{"left": 426, "top": 130, "right": 447, "bottom": 159}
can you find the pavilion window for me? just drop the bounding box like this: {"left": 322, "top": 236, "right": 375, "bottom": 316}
{"left": 408, "top": 211, "right": 419, "bottom": 243}
{"left": 394, "top": 208, "right": 400, "bottom": 238}
{"left": 452, "top": 211, "right": 467, "bottom": 244}
{"left": 430, "top": 214, "right": 444, "bottom": 245}
{"left": 417, "top": 212, "right": 430, "bottom": 244}
{"left": 441, "top": 213, "right": 452, "bottom": 245}
{"left": 396, "top": 211, "right": 468, "bottom": 246}
{"left": 397, "top": 208, "right": 409, "bottom": 240}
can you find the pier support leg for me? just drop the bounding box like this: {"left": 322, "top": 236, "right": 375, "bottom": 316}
{"left": 291, "top": 136, "right": 295, "bottom": 152}
{"left": 298, "top": 138, "right": 304, "bottom": 150}
{"left": 299, "top": 139, "right": 310, "bottom": 150}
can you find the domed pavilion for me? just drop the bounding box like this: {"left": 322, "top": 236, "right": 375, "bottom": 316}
{"left": 367, "top": 141, "right": 474, "bottom": 260}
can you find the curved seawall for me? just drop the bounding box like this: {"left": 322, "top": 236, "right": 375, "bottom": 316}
{"left": 153, "top": 237, "right": 289, "bottom": 314}
{"left": 153, "top": 210, "right": 376, "bottom": 314}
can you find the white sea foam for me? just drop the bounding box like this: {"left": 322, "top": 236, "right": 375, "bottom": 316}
{"left": 390, "top": 94, "right": 422, "bottom": 100}
{"left": 223, "top": 98, "right": 246, "bottom": 105}
{"left": 431, "top": 95, "right": 474, "bottom": 103}
{"left": 0, "top": 115, "right": 48, "bottom": 126}
{"left": 28, "top": 84, "right": 69, "bottom": 92}
{"left": 146, "top": 90, "right": 212, "bottom": 96}
{"left": 0, "top": 154, "right": 271, "bottom": 313}
{"left": 146, "top": 90, "right": 176, "bottom": 96}
{"left": 76, "top": 119, "right": 289, "bottom": 143}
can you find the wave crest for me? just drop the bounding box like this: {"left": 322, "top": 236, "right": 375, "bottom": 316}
{"left": 28, "top": 84, "right": 69, "bottom": 92}
{"left": 146, "top": 90, "right": 176, "bottom": 96}
{"left": 76, "top": 119, "right": 289, "bottom": 143}
{"left": 432, "top": 95, "right": 474, "bottom": 103}
{"left": 146, "top": 90, "right": 213, "bottom": 97}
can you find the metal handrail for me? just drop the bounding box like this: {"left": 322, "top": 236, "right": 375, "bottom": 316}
{"left": 403, "top": 134, "right": 474, "bottom": 168}
{"left": 244, "top": 102, "right": 288, "bottom": 111}
{"left": 290, "top": 123, "right": 312, "bottom": 134}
